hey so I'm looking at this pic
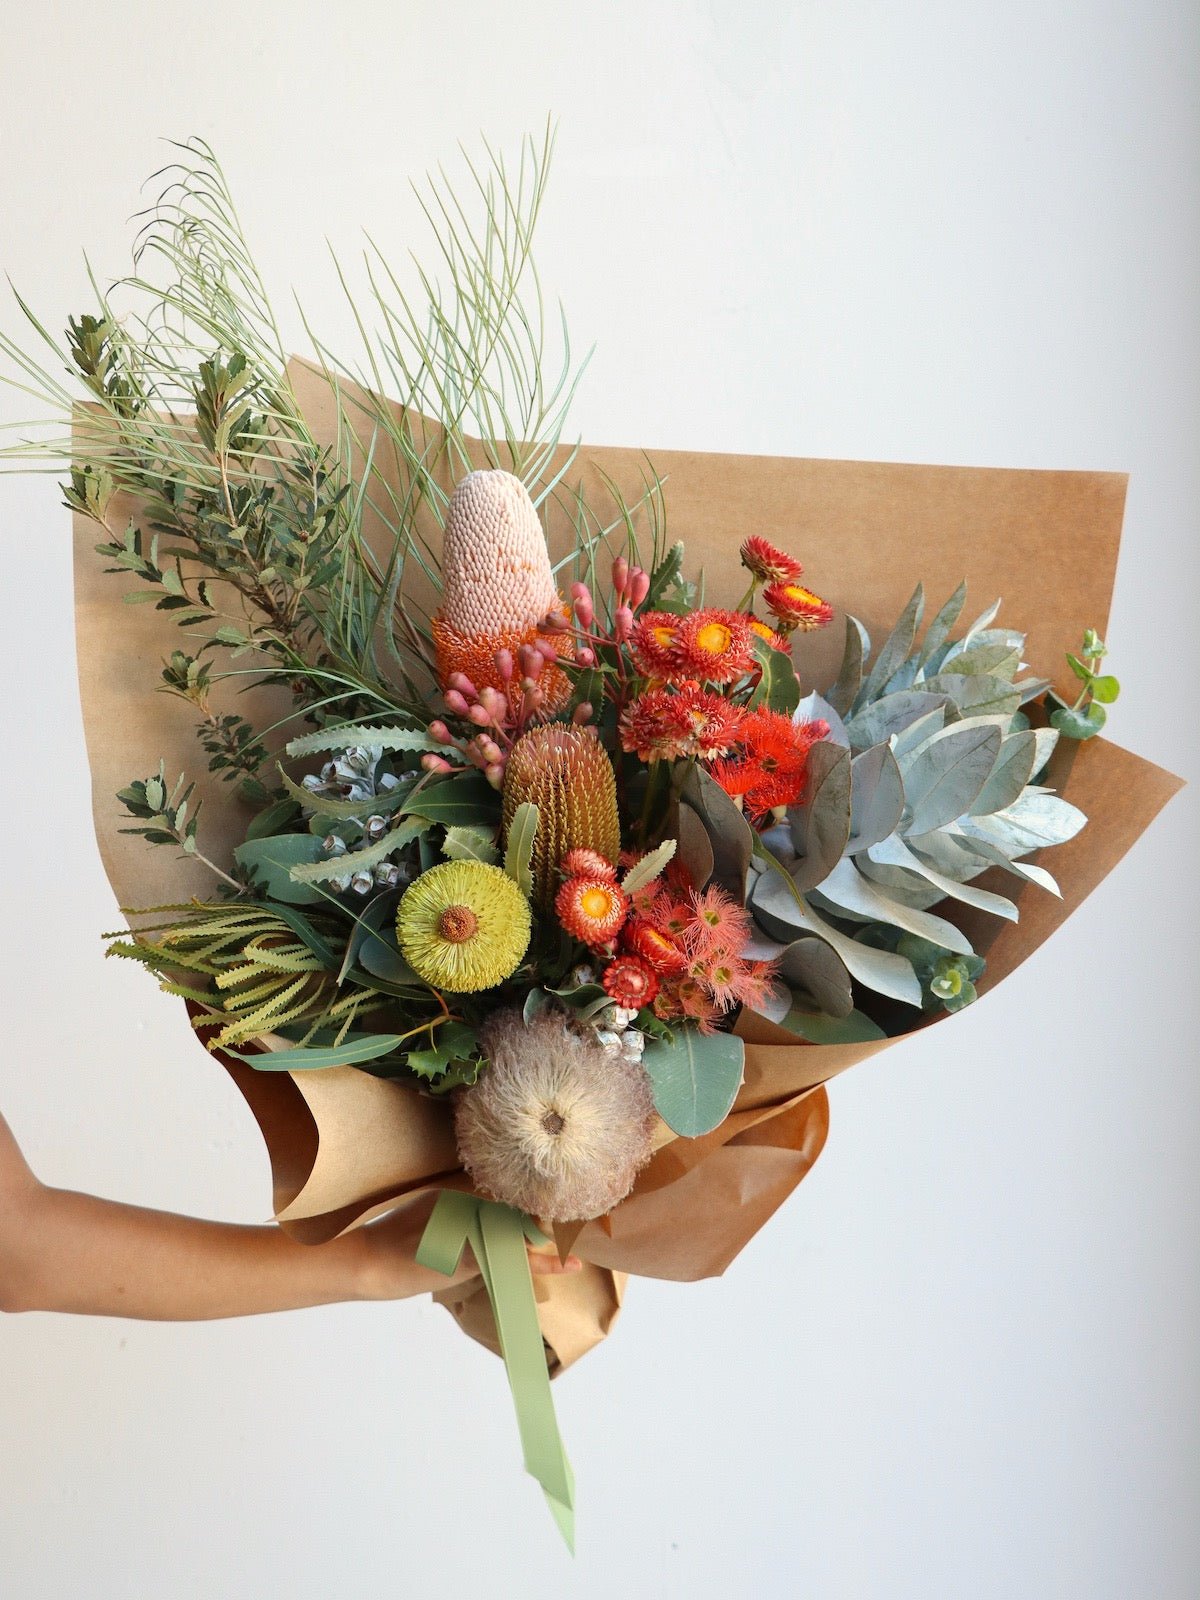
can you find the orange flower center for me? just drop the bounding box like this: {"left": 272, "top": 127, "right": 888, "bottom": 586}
{"left": 438, "top": 905, "right": 479, "bottom": 944}
{"left": 651, "top": 624, "right": 677, "bottom": 650}
{"left": 580, "top": 885, "right": 618, "bottom": 922}
{"left": 694, "top": 621, "right": 734, "bottom": 656}
{"left": 783, "top": 584, "right": 822, "bottom": 607}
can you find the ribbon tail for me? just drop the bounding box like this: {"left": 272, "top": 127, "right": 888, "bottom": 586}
{"left": 417, "top": 1192, "right": 576, "bottom": 1552}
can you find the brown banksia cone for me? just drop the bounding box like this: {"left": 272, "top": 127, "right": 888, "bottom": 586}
{"left": 455, "top": 1008, "right": 657, "bottom": 1222}
{"left": 502, "top": 724, "right": 621, "bottom": 908}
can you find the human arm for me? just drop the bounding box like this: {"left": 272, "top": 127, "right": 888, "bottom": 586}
{"left": 0, "top": 1112, "right": 576, "bottom": 1320}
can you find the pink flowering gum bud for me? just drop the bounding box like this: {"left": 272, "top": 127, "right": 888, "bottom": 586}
{"left": 611, "top": 555, "right": 630, "bottom": 597}
{"left": 613, "top": 605, "right": 634, "bottom": 641}
{"left": 479, "top": 685, "right": 507, "bottom": 718}
{"left": 628, "top": 568, "right": 650, "bottom": 607}
{"left": 577, "top": 645, "right": 596, "bottom": 668}
{"left": 421, "top": 753, "right": 454, "bottom": 774}
{"left": 541, "top": 609, "right": 569, "bottom": 632}
{"left": 447, "top": 671, "right": 477, "bottom": 699}
{"left": 571, "top": 581, "right": 594, "bottom": 628}
{"left": 478, "top": 736, "right": 503, "bottom": 764}
{"left": 572, "top": 701, "right": 594, "bottom": 725}
{"left": 536, "top": 640, "right": 558, "bottom": 665}
{"left": 468, "top": 704, "right": 493, "bottom": 727}
{"left": 429, "top": 720, "right": 453, "bottom": 745}
{"left": 518, "top": 643, "right": 544, "bottom": 680}
{"left": 444, "top": 689, "right": 470, "bottom": 716}
{"left": 494, "top": 647, "right": 514, "bottom": 682}
{"left": 484, "top": 762, "right": 505, "bottom": 789}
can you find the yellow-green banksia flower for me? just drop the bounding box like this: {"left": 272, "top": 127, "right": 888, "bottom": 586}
{"left": 396, "top": 860, "right": 531, "bottom": 993}
{"left": 501, "top": 725, "right": 620, "bottom": 908}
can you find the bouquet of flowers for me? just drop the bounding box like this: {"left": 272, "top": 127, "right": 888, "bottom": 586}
{"left": 1, "top": 129, "right": 1180, "bottom": 1546}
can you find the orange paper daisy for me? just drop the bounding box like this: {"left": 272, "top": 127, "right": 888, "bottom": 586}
{"left": 740, "top": 534, "right": 804, "bottom": 584}
{"left": 673, "top": 608, "right": 756, "bottom": 684}
{"left": 556, "top": 874, "right": 630, "bottom": 948}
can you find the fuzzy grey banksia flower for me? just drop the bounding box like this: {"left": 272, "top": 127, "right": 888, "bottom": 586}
{"left": 455, "top": 1008, "right": 657, "bottom": 1222}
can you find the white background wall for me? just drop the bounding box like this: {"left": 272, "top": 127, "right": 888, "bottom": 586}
{"left": 1, "top": 4, "right": 1196, "bottom": 1596}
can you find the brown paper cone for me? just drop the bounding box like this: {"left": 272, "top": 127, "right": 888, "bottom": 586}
{"left": 72, "top": 361, "right": 1182, "bottom": 1367}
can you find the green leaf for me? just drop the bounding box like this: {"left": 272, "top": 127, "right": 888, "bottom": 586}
{"left": 847, "top": 743, "right": 905, "bottom": 852}
{"left": 641, "top": 1027, "right": 745, "bottom": 1137}
{"left": 337, "top": 892, "right": 401, "bottom": 983}
{"left": 407, "top": 771, "right": 499, "bottom": 825}
{"left": 504, "top": 802, "right": 539, "bottom": 899}
{"left": 749, "top": 633, "right": 801, "bottom": 715}
{"left": 773, "top": 1004, "right": 886, "bottom": 1044}
{"left": 845, "top": 690, "right": 949, "bottom": 751}
{"left": 1066, "top": 652, "right": 1094, "bottom": 684}
{"left": 788, "top": 740, "right": 851, "bottom": 891}
{"left": 855, "top": 583, "right": 924, "bottom": 711}
{"left": 284, "top": 724, "right": 440, "bottom": 758}
{"left": 233, "top": 833, "right": 327, "bottom": 905}
{"left": 622, "top": 838, "right": 677, "bottom": 895}
{"left": 1090, "top": 674, "right": 1120, "bottom": 704}
{"left": 916, "top": 580, "right": 968, "bottom": 668}
{"left": 921, "top": 672, "right": 1021, "bottom": 720}
{"left": 278, "top": 765, "right": 413, "bottom": 821}
{"left": 442, "top": 824, "right": 501, "bottom": 865}
{"left": 826, "top": 615, "right": 868, "bottom": 717}
{"left": 680, "top": 765, "right": 755, "bottom": 900}
{"left": 288, "top": 819, "right": 426, "bottom": 885}
{"left": 938, "top": 641, "right": 1021, "bottom": 680}
{"left": 244, "top": 797, "right": 302, "bottom": 841}
{"left": 1050, "top": 702, "right": 1106, "bottom": 740}
{"left": 676, "top": 801, "right": 715, "bottom": 891}
{"left": 810, "top": 857, "right": 974, "bottom": 955}
{"left": 406, "top": 1021, "right": 479, "bottom": 1082}
{"left": 969, "top": 729, "right": 1038, "bottom": 816}
{"left": 903, "top": 723, "right": 1002, "bottom": 834}
{"left": 231, "top": 1033, "right": 408, "bottom": 1071}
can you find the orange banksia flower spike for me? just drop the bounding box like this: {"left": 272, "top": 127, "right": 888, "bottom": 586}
{"left": 432, "top": 469, "right": 573, "bottom": 712}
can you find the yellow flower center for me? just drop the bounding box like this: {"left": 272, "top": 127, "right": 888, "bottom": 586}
{"left": 695, "top": 621, "right": 733, "bottom": 656}
{"left": 580, "top": 885, "right": 617, "bottom": 922}
{"left": 651, "top": 624, "right": 677, "bottom": 650}
{"left": 438, "top": 904, "right": 479, "bottom": 944}
{"left": 783, "top": 584, "right": 821, "bottom": 606}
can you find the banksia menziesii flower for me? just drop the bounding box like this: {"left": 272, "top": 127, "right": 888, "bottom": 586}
{"left": 455, "top": 1008, "right": 657, "bottom": 1221}
{"left": 502, "top": 725, "right": 620, "bottom": 907}
{"left": 432, "top": 469, "right": 572, "bottom": 712}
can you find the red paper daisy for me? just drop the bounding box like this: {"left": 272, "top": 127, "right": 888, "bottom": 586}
{"left": 628, "top": 611, "right": 682, "bottom": 678}
{"left": 561, "top": 847, "right": 618, "bottom": 883}
{"left": 673, "top": 608, "right": 756, "bottom": 684}
{"left": 624, "top": 918, "right": 689, "bottom": 976}
{"left": 762, "top": 580, "right": 834, "bottom": 633}
{"left": 739, "top": 535, "right": 804, "bottom": 584}
{"left": 602, "top": 955, "right": 661, "bottom": 1009}
{"left": 618, "top": 685, "right": 745, "bottom": 763}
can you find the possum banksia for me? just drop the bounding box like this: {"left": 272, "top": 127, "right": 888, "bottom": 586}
{"left": 432, "top": 469, "right": 573, "bottom": 712}
{"left": 502, "top": 725, "right": 621, "bottom": 908}
{"left": 455, "top": 1008, "right": 657, "bottom": 1221}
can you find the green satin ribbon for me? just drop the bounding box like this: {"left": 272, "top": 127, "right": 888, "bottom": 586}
{"left": 417, "top": 1191, "right": 575, "bottom": 1550}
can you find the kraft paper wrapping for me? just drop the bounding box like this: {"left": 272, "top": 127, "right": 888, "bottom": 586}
{"left": 72, "top": 360, "right": 1182, "bottom": 1372}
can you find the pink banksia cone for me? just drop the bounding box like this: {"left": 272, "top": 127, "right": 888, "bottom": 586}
{"left": 433, "top": 469, "right": 573, "bottom": 711}
{"left": 455, "top": 1008, "right": 657, "bottom": 1222}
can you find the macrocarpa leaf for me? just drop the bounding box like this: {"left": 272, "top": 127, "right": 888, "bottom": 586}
{"left": 641, "top": 1027, "right": 745, "bottom": 1137}
{"left": 788, "top": 740, "right": 851, "bottom": 891}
